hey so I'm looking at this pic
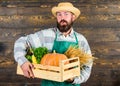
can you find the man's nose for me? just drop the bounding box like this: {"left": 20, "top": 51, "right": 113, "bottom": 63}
{"left": 61, "top": 14, "right": 66, "bottom": 20}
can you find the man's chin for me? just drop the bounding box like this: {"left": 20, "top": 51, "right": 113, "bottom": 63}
{"left": 60, "top": 23, "right": 67, "bottom": 26}
{"left": 59, "top": 28, "right": 70, "bottom": 33}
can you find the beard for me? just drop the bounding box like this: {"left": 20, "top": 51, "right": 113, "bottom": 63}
{"left": 57, "top": 19, "right": 73, "bottom": 33}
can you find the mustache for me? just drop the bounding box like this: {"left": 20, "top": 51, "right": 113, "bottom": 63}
{"left": 60, "top": 19, "right": 68, "bottom": 23}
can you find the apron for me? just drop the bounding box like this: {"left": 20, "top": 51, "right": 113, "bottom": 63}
{"left": 41, "top": 32, "right": 80, "bottom": 86}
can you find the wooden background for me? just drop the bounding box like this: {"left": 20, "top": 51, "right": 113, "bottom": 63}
{"left": 0, "top": 0, "right": 120, "bottom": 86}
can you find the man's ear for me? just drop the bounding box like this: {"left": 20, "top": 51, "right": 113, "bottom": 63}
{"left": 72, "top": 15, "right": 76, "bottom": 21}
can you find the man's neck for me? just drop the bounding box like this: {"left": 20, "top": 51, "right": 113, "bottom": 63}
{"left": 62, "top": 28, "right": 72, "bottom": 37}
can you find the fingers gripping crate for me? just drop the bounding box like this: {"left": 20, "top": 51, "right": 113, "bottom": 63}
{"left": 17, "top": 57, "right": 80, "bottom": 82}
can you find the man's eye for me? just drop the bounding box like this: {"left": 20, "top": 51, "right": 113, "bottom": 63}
{"left": 57, "top": 14, "right": 61, "bottom": 16}
{"left": 65, "top": 13, "right": 69, "bottom": 15}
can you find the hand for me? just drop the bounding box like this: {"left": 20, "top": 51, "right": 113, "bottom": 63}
{"left": 66, "top": 78, "right": 74, "bottom": 83}
{"left": 21, "top": 61, "right": 35, "bottom": 78}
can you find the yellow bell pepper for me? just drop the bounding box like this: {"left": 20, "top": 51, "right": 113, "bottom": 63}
{"left": 32, "top": 55, "right": 37, "bottom": 64}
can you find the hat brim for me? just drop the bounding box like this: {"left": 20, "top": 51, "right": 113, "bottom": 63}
{"left": 52, "top": 6, "right": 80, "bottom": 19}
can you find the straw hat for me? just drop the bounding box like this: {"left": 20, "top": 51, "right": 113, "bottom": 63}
{"left": 51, "top": 2, "right": 81, "bottom": 19}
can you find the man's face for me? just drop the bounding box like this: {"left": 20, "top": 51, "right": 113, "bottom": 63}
{"left": 56, "top": 11, "right": 75, "bottom": 33}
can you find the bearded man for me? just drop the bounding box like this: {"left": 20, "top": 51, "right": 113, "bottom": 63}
{"left": 14, "top": 2, "right": 93, "bottom": 86}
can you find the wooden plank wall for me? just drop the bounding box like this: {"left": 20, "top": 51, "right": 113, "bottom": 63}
{"left": 0, "top": 0, "right": 120, "bottom": 86}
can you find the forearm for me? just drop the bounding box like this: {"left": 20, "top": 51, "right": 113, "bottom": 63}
{"left": 73, "top": 62, "right": 93, "bottom": 84}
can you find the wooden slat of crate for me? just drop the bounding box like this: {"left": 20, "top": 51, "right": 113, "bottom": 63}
{"left": 33, "top": 69, "right": 61, "bottom": 81}
{"left": 17, "top": 65, "right": 62, "bottom": 81}
{"left": 63, "top": 67, "right": 80, "bottom": 81}
{"left": 63, "top": 61, "right": 80, "bottom": 69}
{"left": 34, "top": 64, "right": 60, "bottom": 71}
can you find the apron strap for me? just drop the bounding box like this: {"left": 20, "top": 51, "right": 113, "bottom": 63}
{"left": 74, "top": 32, "right": 78, "bottom": 44}
{"left": 54, "top": 31, "right": 58, "bottom": 42}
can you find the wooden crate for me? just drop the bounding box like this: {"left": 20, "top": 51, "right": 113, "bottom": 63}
{"left": 17, "top": 57, "right": 80, "bottom": 82}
